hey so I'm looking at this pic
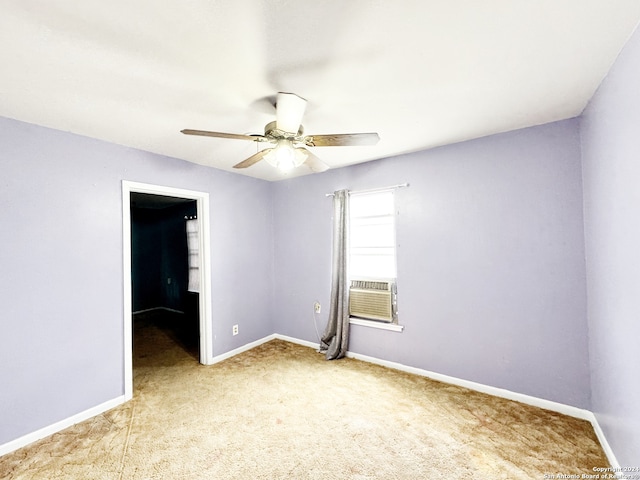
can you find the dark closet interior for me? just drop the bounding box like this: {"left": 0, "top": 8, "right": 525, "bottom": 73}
{"left": 130, "top": 193, "right": 199, "bottom": 359}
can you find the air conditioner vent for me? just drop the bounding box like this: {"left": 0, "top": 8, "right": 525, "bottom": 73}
{"left": 349, "top": 279, "right": 397, "bottom": 322}
{"left": 350, "top": 280, "right": 390, "bottom": 291}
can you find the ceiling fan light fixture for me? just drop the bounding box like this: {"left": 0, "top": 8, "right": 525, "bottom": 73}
{"left": 264, "top": 139, "right": 302, "bottom": 172}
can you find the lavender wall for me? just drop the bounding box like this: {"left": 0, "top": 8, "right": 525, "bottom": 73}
{"left": 273, "top": 119, "right": 591, "bottom": 409}
{"left": 580, "top": 24, "right": 640, "bottom": 466}
{"left": 0, "top": 117, "right": 274, "bottom": 445}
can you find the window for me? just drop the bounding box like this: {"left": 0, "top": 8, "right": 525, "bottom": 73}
{"left": 348, "top": 189, "right": 402, "bottom": 331}
{"left": 349, "top": 189, "right": 397, "bottom": 279}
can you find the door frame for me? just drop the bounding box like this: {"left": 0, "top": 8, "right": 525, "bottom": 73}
{"left": 122, "top": 180, "right": 213, "bottom": 400}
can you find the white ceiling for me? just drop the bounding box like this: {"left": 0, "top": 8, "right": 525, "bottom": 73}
{"left": 1, "top": 1, "right": 639, "bottom": 182}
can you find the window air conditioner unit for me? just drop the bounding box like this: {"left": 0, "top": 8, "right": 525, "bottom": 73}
{"left": 349, "top": 279, "right": 397, "bottom": 322}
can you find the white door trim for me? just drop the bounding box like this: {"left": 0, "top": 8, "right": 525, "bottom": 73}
{"left": 122, "top": 180, "right": 213, "bottom": 400}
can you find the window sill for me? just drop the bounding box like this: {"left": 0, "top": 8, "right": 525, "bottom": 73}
{"left": 349, "top": 317, "right": 404, "bottom": 332}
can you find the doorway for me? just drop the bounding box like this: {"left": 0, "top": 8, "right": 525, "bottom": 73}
{"left": 122, "top": 181, "right": 213, "bottom": 401}
{"left": 130, "top": 193, "right": 198, "bottom": 359}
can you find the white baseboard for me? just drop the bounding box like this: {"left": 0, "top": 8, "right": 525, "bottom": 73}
{"left": 274, "top": 334, "right": 320, "bottom": 350}
{"left": 206, "top": 334, "right": 277, "bottom": 365}
{"left": 0, "top": 395, "right": 126, "bottom": 457}
{"left": 346, "top": 349, "right": 593, "bottom": 420}
{"left": 274, "top": 334, "right": 589, "bottom": 417}
{"left": 274, "top": 334, "right": 620, "bottom": 468}
{"left": 0, "top": 335, "right": 281, "bottom": 457}
{"left": 1, "top": 333, "right": 620, "bottom": 470}
{"left": 588, "top": 413, "right": 620, "bottom": 469}
{"left": 273, "top": 334, "right": 582, "bottom": 415}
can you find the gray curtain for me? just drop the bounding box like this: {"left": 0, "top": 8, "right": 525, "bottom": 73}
{"left": 320, "top": 189, "right": 350, "bottom": 360}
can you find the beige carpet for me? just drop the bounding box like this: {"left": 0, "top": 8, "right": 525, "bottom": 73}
{"left": 1, "top": 313, "right": 610, "bottom": 479}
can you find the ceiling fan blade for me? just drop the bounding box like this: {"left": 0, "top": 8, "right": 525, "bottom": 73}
{"left": 233, "top": 148, "right": 273, "bottom": 169}
{"left": 275, "top": 92, "right": 307, "bottom": 134}
{"left": 304, "top": 132, "right": 380, "bottom": 147}
{"left": 295, "top": 148, "right": 330, "bottom": 173}
{"left": 181, "top": 129, "right": 264, "bottom": 142}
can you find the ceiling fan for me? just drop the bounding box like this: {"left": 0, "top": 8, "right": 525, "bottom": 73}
{"left": 181, "top": 92, "right": 380, "bottom": 173}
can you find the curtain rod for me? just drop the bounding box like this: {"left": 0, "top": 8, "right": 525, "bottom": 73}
{"left": 325, "top": 183, "right": 409, "bottom": 197}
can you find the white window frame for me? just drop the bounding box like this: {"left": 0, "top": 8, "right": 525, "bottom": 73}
{"left": 348, "top": 188, "right": 403, "bottom": 332}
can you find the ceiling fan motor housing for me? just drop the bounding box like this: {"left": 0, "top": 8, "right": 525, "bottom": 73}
{"left": 264, "top": 121, "right": 304, "bottom": 140}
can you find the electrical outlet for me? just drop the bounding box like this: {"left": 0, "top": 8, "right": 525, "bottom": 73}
{"left": 232, "top": 324, "right": 239, "bottom": 336}
{"left": 314, "top": 302, "right": 321, "bottom": 314}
